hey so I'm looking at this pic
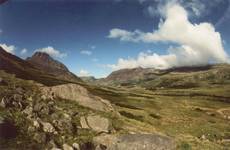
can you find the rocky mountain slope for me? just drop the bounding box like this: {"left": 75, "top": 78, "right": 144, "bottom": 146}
{"left": 0, "top": 46, "right": 81, "bottom": 86}
{"left": 0, "top": 47, "right": 177, "bottom": 150}
{"left": 27, "top": 52, "right": 80, "bottom": 82}
{"left": 0, "top": 69, "right": 176, "bottom": 150}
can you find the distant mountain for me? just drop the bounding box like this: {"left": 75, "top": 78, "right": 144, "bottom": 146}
{"left": 80, "top": 76, "right": 97, "bottom": 83}
{"left": 0, "top": 46, "right": 81, "bottom": 86}
{"left": 99, "top": 67, "right": 159, "bottom": 86}
{"left": 26, "top": 52, "right": 80, "bottom": 82}
{"left": 100, "top": 64, "right": 230, "bottom": 88}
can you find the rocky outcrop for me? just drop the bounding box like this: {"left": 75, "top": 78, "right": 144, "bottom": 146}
{"left": 80, "top": 115, "right": 110, "bottom": 133}
{"left": 40, "top": 83, "right": 114, "bottom": 112}
{"left": 94, "top": 134, "right": 176, "bottom": 150}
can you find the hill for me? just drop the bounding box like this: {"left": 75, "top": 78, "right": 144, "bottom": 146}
{"left": 100, "top": 64, "right": 230, "bottom": 89}
{"left": 0, "top": 46, "right": 81, "bottom": 86}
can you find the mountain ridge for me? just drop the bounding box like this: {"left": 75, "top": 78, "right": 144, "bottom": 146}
{"left": 0, "top": 46, "right": 81, "bottom": 86}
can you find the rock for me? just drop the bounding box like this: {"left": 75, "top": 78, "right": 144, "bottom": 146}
{"left": 87, "top": 115, "right": 110, "bottom": 133}
{"left": 33, "top": 120, "right": 40, "bottom": 129}
{"left": 63, "top": 144, "right": 73, "bottom": 150}
{"left": 51, "top": 148, "right": 62, "bottom": 150}
{"left": 41, "top": 95, "right": 47, "bottom": 100}
{"left": 94, "top": 134, "right": 176, "bottom": 150}
{"left": 201, "top": 134, "right": 206, "bottom": 140}
{"left": 33, "top": 132, "right": 46, "bottom": 143}
{"left": 72, "top": 143, "right": 80, "bottom": 150}
{"left": 51, "top": 112, "right": 73, "bottom": 133}
{"left": 28, "top": 126, "right": 36, "bottom": 132}
{"left": 33, "top": 101, "right": 50, "bottom": 115}
{"left": 15, "top": 87, "right": 24, "bottom": 94}
{"left": 80, "top": 116, "right": 90, "bottom": 129}
{"left": 22, "top": 106, "right": 33, "bottom": 116}
{"left": 40, "top": 83, "right": 114, "bottom": 112}
{"left": 0, "top": 97, "right": 6, "bottom": 108}
{"left": 41, "top": 122, "right": 56, "bottom": 133}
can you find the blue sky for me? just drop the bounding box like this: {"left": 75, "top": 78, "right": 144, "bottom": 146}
{"left": 0, "top": 0, "right": 230, "bottom": 78}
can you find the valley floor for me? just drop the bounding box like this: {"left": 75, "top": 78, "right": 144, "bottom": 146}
{"left": 1, "top": 70, "right": 230, "bottom": 150}
{"left": 87, "top": 85, "right": 230, "bottom": 149}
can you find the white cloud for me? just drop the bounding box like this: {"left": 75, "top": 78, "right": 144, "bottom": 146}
{"left": 108, "top": 2, "right": 229, "bottom": 70}
{"left": 79, "top": 69, "right": 90, "bottom": 76}
{"left": 0, "top": 43, "right": 16, "bottom": 54}
{"left": 35, "top": 46, "right": 67, "bottom": 58}
{"left": 20, "top": 48, "right": 27, "bottom": 55}
{"left": 80, "top": 50, "right": 92, "bottom": 55}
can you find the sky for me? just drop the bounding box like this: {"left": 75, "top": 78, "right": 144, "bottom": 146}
{"left": 0, "top": 0, "right": 230, "bottom": 78}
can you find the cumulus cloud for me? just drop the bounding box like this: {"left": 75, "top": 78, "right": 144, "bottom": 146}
{"left": 79, "top": 69, "right": 90, "bottom": 76}
{"left": 0, "top": 43, "right": 16, "bottom": 54}
{"left": 35, "top": 46, "right": 67, "bottom": 58}
{"left": 80, "top": 50, "right": 92, "bottom": 55}
{"left": 20, "top": 48, "right": 27, "bottom": 55}
{"left": 108, "top": 2, "right": 229, "bottom": 70}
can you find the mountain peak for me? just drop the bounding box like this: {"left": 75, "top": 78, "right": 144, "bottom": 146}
{"left": 32, "top": 52, "right": 51, "bottom": 60}
{"left": 27, "top": 52, "right": 68, "bottom": 72}
{"left": 26, "top": 52, "right": 81, "bottom": 82}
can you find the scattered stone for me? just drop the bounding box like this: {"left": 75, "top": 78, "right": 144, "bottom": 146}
{"left": 63, "top": 144, "right": 73, "bottom": 150}
{"left": 22, "top": 106, "right": 33, "bottom": 116}
{"left": 41, "top": 122, "right": 56, "bottom": 133}
{"left": 201, "top": 134, "right": 206, "bottom": 140}
{"left": 51, "top": 148, "right": 62, "bottom": 150}
{"left": 33, "top": 132, "right": 47, "bottom": 143}
{"left": 226, "top": 116, "right": 230, "bottom": 120}
{"left": 41, "top": 95, "right": 47, "bottom": 100}
{"left": 94, "top": 134, "right": 176, "bottom": 150}
{"left": 28, "top": 126, "right": 36, "bottom": 132}
{"left": 80, "top": 116, "right": 90, "bottom": 129}
{"left": 33, "top": 102, "right": 50, "bottom": 115}
{"left": 15, "top": 87, "right": 24, "bottom": 94}
{"left": 87, "top": 115, "right": 110, "bottom": 133}
{"left": 72, "top": 143, "right": 80, "bottom": 150}
{"left": 33, "top": 120, "right": 40, "bottom": 129}
{"left": 0, "top": 97, "right": 6, "bottom": 108}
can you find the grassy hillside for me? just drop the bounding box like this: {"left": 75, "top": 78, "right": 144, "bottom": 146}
{"left": 86, "top": 83, "right": 230, "bottom": 149}
{"left": 1, "top": 60, "right": 230, "bottom": 149}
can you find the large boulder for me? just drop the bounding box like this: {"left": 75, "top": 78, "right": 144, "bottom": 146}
{"left": 94, "top": 134, "right": 176, "bottom": 150}
{"left": 87, "top": 115, "right": 110, "bottom": 133}
{"left": 40, "top": 83, "right": 114, "bottom": 112}
{"left": 80, "top": 115, "right": 110, "bottom": 133}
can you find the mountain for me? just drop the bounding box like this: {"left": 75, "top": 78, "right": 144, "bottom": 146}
{"left": 0, "top": 46, "right": 81, "bottom": 86}
{"left": 101, "top": 64, "right": 230, "bottom": 88}
{"left": 98, "top": 67, "right": 160, "bottom": 86}
{"left": 80, "top": 76, "right": 97, "bottom": 83}
{"left": 26, "top": 52, "right": 80, "bottom": 82}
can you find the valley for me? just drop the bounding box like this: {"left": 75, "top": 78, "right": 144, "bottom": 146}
{"left": 0, "top": 46, "right": 230, "bottom": 150}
